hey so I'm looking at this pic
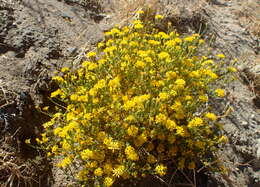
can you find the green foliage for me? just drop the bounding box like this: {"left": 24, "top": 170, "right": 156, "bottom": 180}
{"left": 37, "top": 14, "right": 234, "bottom": 186}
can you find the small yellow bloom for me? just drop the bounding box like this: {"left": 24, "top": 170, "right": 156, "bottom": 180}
{"left": 155, "top": 14, "right": 164, "bottom": 19}
{"left": 51, "top": 145, "right": 58, "bottom": 153}
{"left": 104, "top": 177, "right": 114, "bottom": 187}
{"left": 188, "top": 117, "right": 203, "bottom": 128}
{"left": 219, "top": 135, "right": 228, "bottom": 143}
{"left": 70, "top": 94, "right": 78, "bottom": 101}
{"left": 166, "top": 71, "right": 177, "bottom": 79}
{"left": 135, "top": 60, "right": 145, "bottom": 68}
{"left": 94, "top": 168, "right": 103, "bottom": 176}
{"left": 25, "top": 139, "right": 31, "bottom": 144}
{"left": 136, "top": 10, "right": 144, "bottom": 14}
{"left": 199, "top": 95, "right": 208, "bottom": 102}
{"left": 61, "top": 67, "right": 69, "bottom": 73}
{"left": 134, "top": 23, "right": 144, "bottom": 29}
{"left": 86, "top": 51, "right": 96, "bottom": 58}
{"left": 175, "top": 79, "right": 186, "bottom": 88}
{"left": 52, "top": 76, "right": 64, "bottom": 82}
{"left": 228, "top": 66, "right": 237, "bottom": 72}
{"left": 127, "top": 125, "right": 139, "bottom": 137}
{"left": 81, "top": 149, "right": 94, "bottom": 160}
{"left": 97, "top": 42, "right": 104, "bottom": 48}
{"left": 125, "top": 146, "right": 139, "bottom": 161}
{"left": 159, "top": 92, "right": 169, "bottom": 101}
{"left": 158, "top": 51, "right": 170, "bottom": 59}
{"left": 156, "top": 113, "right": 167, "bottom": 123}
{"left": 155, "top": 164, "right": 167, "bottom": 176}
{"left": 113, "top": 165, "right": 125, "bottom": 177}
{"left": 216, "top": 53, "right": 225, "bottom": 58}
{"left": 165, "top": 119, "right": 177, "bottom": 131}
{"left": 215, "top": 88, "right": 225, "bottom": 97}
{"left": 42, "top": 106, "right": 49, "bottom": 111}
{"left": 57, "top": 157, "right": 72, "bottom": 168}
{"left": 205, "top": 112, "right": 217, "bottom": 121}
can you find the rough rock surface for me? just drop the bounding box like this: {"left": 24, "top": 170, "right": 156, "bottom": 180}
{"left": 0, "top": 0, "right": 114, "bottom": 186}
{"left": 159, "top": 0, "right": 260, "bottom": 186}
{"left": 0, "top": 0, "right": 259, "bottom": 186}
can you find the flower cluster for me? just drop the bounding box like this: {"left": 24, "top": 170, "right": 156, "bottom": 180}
{"left": 38, "top": 16, "right": 231, "bottom": 186}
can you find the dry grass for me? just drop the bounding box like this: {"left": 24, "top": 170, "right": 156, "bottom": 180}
{"left": 0, "top": 139, "right": 35, "bottom": 187}
{"left": 106, "top": 0, "right": 160, "bottom": 26}
{"left": 236, "top": 0, "right": 260, "bottom": 37}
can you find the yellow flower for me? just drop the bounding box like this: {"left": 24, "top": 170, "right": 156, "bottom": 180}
{"left": 190, "top": 70, "right": 200, "bottom": 78}
{"left": 136, "top": 10, "right": 144, "bottom": 14}
{"left": 107, "top": 141, "right": 121, "bottom": 151}
{"left": 127, "top": 125, "right": 139, "bottom": 137}
{"left": 155, "top": 14, "right": 164, "bottom": 19}
{"left": 110, "top": 28, "right": 121, "bottom": 35}
{"left": 86, "top": 51, "right": 96, "bottom": 58}
{"left": 25, "top": 139, "right": 31, "bottom": 144}
{"left": 51, "top": 145, "right": 58, "bottom": 153}
{"left": 165, "top": 119, "right": 177, "bottom": 131}
{"left": 97, "top": 42, "right": 104, "bottom": 48}
{"left": 175, "top": 79, "right": 186, "bottom": 87}
{"left": 159, "top": 92, "right": 169, "bottom": 101}
{"left": 52, "top": 76, "right": 64, "bottom": 82}
{"left": 51, "top": 89, "right": 62, "bottom": 98}
{"left": 188, "top": 117, "right": 203, "bottom": 128}
{"left": 158, "top": 32, "right": 170, "bottom": 39}
{"left": 61, "top": 67, "right": 69, "bottom": 73}
{"left": 166, "top": 71, "right": 177, "bottom": 79}
{"left": 155, "top": 164, "right": 167, "bottom": 176}
{"left": 158, "top": 51, "right": 170, "bottom": 59}
{"left": 108, "top": 76, "right": 121, "bottom": 89}
{"left": 135, "top": 60, "right": 145, "bottom": 68}
{"left": 134, "top": 23, "right": 144, "bottom": 29}
{"left": 134, "top": 133, "right": 147, "bottom": 147}
{"left": 113, "top": 165, "right": 125, "bottom": 177}
{"left": 199, "top": 95, "right": 208, "bottom": 102}
{"left": 104, "top": 177, "right": 114, "bottom": 187}
{"left": 94, "top": 168, "right": 103, "bottom": 176}
{"left": 125, "top": 146, "right": 139, "bottom": 161}
{"left": 176, "top": 126, "right": 189, "bottom": 137}
{"left": 228, "top": 66, "right": 237, "bottom": 72}
{"left": 184, "top": 36, "right": 195, "bottom": 42}
{"left": 155, "top": 113, "right": 167, "bottom": 123}
{"left": 57, "top": 157, "right": 72, "bottom": 168}
{"left": 216, "top": 53, "right": 225, "bottom": 58}
{"left": 70, "top": 94, "right": 78, "bottom": 101}
{"left": 142, "top": 57, "right": 151, "bottom": 63}
{"left": 88, "top": 63, "right": 98, "bottom": 70}
{"left": 81, "top": 149, "right": 94, "bottom": 160}
{"left": 104, "top": 163, "right": 113, "bottom": 174}
{"left": 205, "top": 112, "right": 217, "bottom": 121}
{"left": 215, "top": 88, "right": 225, "bottom": 97}
{"left": 219, "top": 135, "right": 228, "bottom": 143}
{"left": 148, "top": 40, "right": 160, "bottom": 45}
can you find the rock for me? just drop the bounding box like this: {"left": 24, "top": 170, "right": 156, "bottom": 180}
{"left": 67, "top": 47, "right": 77, "bottom": 55}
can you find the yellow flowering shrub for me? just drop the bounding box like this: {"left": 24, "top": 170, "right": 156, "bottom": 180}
{"left": 38, "top": 17, "right": 232, "bottom": 186}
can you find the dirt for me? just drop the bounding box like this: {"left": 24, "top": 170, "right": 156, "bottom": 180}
{"left": 0, "top": 0, "right": 259, "bottom": 186}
